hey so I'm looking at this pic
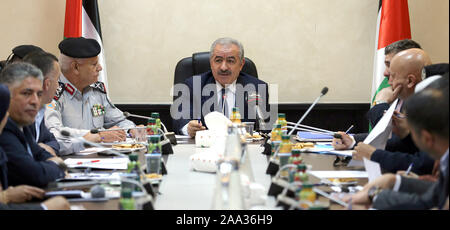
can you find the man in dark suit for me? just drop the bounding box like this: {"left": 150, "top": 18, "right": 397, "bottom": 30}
{"left": 0, "top": 83, "right": 69, "bottom": 210}
{"left": 334, "top": 48, "right": 436, "bottom": 175}
{"left": 23, "top": 50, "right": 61, "bottom": 156}
{"left": 344, "top": 85, "right": 448, "bottom": 210}
{"left": 173, "top": 38, "right": 270, "bottom": 137}
{"left": 0, "top": 62, "right": 66, "bottom": 188}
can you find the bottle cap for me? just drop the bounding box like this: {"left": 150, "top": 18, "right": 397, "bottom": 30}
{"left": 147, "top": 118, "right": 156, "bottom": 124}
{"left": 297, "top": 164, "right": 307, "bottom": 171}
{"left": 278, "top": 113, "right": 286, "bottom": 118}
{"left": 151, "top": 112, "right": 160, "bottom": 118}
{"left": 150, "top": 135, "right": 160, "bottom": 143}
{"left": 232, "top": 107, "right": 239, "bottom": 112}
{"left": 121, "top": 189, "right": 133, "bottom": 198}
{"left": 292, "top": 149, "right": 301, "bottom": 155}
{"left": 302, "top": 183, "right": 313, "bottom": 189}
{"left": 282, "top": 135, "right": 290, "bottom": 140}
{"left": 128, "top": 154, "right": 138, "bottom": 161}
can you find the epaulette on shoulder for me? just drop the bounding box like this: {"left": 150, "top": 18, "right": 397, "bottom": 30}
{"left": 53, "top": 82, "right": 66, "bottom": 101}
{"left": 92, "top": 81, "right": 107, "bottom": 94}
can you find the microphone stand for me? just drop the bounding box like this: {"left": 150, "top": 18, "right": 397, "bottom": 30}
{"left": 59, "top": 130, "right": 157, "bottom": 208}
{"left": 265, "top": 87, "right": 329, "bottom": 176}
{"left": 123, "top": 112, "right": 177, "bottom": 145}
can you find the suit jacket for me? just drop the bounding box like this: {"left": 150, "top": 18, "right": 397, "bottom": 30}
{"left": 367, "top": 103, "right": 390, "bottom": 129}
{"left": 373, "top": 171, "right": 449, "bottom": 209}
{"left": 0, "top": 118, "right": 65, "bottom": 188}
{"left": 173, "top": 71, "right": 270, "bottom": 134}
{"left": 371, "top": 149, "right": 435, "bottom": 175}
{"left": 29, "top": 118, "right": 60, "bottom": 155}
{"left": 0, "top": 146, "right": 8, "bottom": 190}
{"left": 0, "top": 203, "right": 43, "bottom": 210}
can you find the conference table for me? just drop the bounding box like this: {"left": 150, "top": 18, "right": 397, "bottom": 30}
{"left": 59, "top": 136, "right": 367, "bottom": 210}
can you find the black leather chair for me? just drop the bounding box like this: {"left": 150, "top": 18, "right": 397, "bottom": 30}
{"left": 173, "top": 51, "right": 258, "bottom": 88}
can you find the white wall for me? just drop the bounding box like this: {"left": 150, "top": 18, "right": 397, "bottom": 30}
{"left": 1, "top": 0, "right": 448, "bottom": 104}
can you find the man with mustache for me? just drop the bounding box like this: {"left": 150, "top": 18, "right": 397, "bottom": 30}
{"left": 45, "top": 37, "right": 136, "bottom": 155}
{"left": 0, "top": 62, "right": 66, "bottom": 188}
{"left": 173, "top": 37, "right": 270, "bottom": 137}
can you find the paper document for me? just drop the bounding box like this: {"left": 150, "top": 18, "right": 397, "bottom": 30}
{"left": 309, "top": 170, "right": 368, "bottom": 179}
{"left": 303, "top": 146, "right": 354, "bottom": 157}
{"left": 347, "top": 159, "right": 364, "bottom": 167}
{"left": 363, "top": 158, "right": 382, "bottom": 182}
{"left": 363, "top": 99, "right": 398, "bottom": 149}
{"left": 64, "top": 158, "right": 129, "bottom": 170}
{"left": 175, "top": 135, "right": 192, "bottom": 139}
{"left": 75, "top": 147, "right": 112, "bottom": 156}
{"left": 67, "top": 172, "right": 122, "bottom": 181}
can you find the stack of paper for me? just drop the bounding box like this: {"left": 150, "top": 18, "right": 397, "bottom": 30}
{"left": 64, "top": 158, "right": 129, "bottom": 170}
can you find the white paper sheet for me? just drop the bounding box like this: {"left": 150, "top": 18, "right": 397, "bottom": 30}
{"left": 75, "top": 147, "right": 112, "bottom": 156}
{"left": 308, "top": 170, "right": 368, "bottom": 179}
{"left": 363, "top": 99, "right": 398, "bottom": 149}
{"left": 363, "top": 158, "right": 382, "bottom": 182}
{"left": 64, "top": 158, "right": 129, "bottom": 170}
{"left": 175, "top": 135, "right": 192, "bottom": 139}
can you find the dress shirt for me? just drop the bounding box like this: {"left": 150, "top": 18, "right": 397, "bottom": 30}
{"left": 34, "top": 107, "right": 45, "bottom": 141}
{"left": 181, "top": 80, "right": 237, "bottom": 136}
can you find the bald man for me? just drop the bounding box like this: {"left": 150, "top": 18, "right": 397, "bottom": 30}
{"left": 388, "top": 48, "right": 432, "bottom": 101}
{"left": 333, "top": 48, "right": 436, "bottom": 176}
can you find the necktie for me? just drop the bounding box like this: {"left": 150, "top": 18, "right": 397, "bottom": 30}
{"left": 221, "top": 88, "right": 229, "bottom": 118}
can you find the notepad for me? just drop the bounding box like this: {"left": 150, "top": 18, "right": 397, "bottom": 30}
{"left": 309, "top": 170, "right": 368, "bottom": 179}
{"left": 296, "top": 131, "right": 334, "bottom": 141}
{"left": 64, "top": 158, "right": 129, "bottom": 170}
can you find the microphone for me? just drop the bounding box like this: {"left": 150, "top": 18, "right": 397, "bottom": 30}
{"left": 123, "top": 111, "right": 177, "bottom": 145}
{"left": 247, "top": 92, "right": 267, "bottom": 132}
{"left": 90, "top": 126, "right": 147, "bottom": 134}
{"left": 60, "top": 130, "right": 128, "bottom": 158}
{"left": 90, "top": 185, "right": 106, "bottom": 198}
{"left": 61, "top": 129, "right": 169, "bottom": 175}
{"left": 266, "top": 87, "right": 329, "bottom": 176}
{"left": 60, "top": 130, "right": 156, "bottom": 209}
{"left": 287, "top": 87, "right": 328, "bottom": 136}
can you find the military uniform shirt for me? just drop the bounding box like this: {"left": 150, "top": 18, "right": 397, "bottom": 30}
{"left": 45, "top": 74, "right": 135, "bottom": 155}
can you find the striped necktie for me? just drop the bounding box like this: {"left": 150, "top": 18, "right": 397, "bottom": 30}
{"left": 221, "top": 88, "right": 229, "bottom": 118}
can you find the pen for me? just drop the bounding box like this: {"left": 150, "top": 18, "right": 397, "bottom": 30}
{"left": 394, "top": 113, "right": 407, "bottom": 119}
{"left": 345, "top": 125, "right": 354, "bottom": 134}
{"left": 405, "top": 163, "right": 413, "bottom": 175}
{"left": 77, "top": 160, "right": 100, "bottom": 165}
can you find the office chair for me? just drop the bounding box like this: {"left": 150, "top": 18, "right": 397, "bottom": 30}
{"left": 173, "top": 51, "right": 258, "bottom": 87}
{"left": 172, "top": 52, "right": 259, "bottom": 133}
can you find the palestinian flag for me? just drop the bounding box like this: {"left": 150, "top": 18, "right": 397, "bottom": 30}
{"left": 63, "top": 0, "right": 108, "bottom": 90}
{"left": 370, "top": 0, "right": 411, "bottom": 106}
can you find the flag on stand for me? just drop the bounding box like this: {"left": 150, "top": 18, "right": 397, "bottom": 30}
{"left": 63, "top": 0, "right": 109, "bottom": 91}
{"left": 370, "top": 0, "right": 411, "bottom": 105}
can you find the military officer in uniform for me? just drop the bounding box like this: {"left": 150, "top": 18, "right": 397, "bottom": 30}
{"left": 45, "top": 37, "right": 136, "bottom": 155}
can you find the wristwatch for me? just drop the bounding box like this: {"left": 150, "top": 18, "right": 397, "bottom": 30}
{"left": 368, "top": 186, "right": 383, "bottom": 203}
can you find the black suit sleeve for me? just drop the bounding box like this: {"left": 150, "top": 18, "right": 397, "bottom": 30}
{"left": 0, "top": 132, "right": 65, "bottom": 188}
{"left": 0, "top": 203, "right": 44, "bottom": 210}
{"left": 38, "top": 121, "right": 60, "bottom": 154}
{"left": 385, "top": 134, "right": 419, "bottom": 154}
{"left": 173, "top": 77, "right": 195, "bottom": 134}
{"left": 367, "top": 103, "right": 390, "bottom": 128}
{"left": 372, "top": 177, "right": 440, "bottom": 210}
{"left": 371, "top": 149, "right": 435, "bottom": 175}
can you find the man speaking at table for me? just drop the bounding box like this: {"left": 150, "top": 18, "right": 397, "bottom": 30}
{"left": 172, "top": 37, "right": 270, "bottom": 137}
{"left": 45, "top": 37, "right": 136, "bottom": 155}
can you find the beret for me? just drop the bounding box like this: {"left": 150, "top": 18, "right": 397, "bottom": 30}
{"left": 58, "top": 37, "right": 101, "bottom": 58}
{"left": 12, "top": 45, "right": 44, "bottom": 59}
